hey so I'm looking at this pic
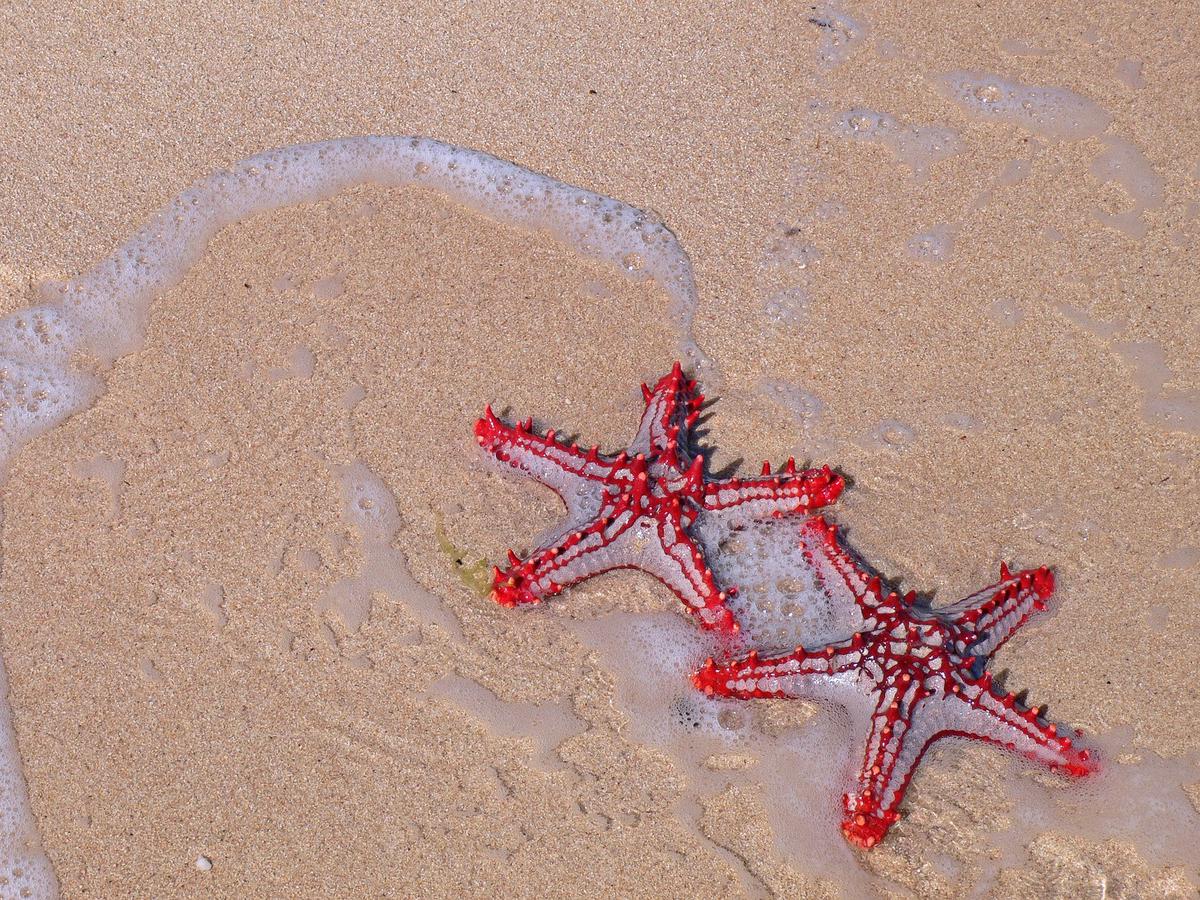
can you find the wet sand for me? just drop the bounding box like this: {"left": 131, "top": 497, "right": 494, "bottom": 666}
{"left": 0, "top": 2, "right": 1197, "bottom": 897}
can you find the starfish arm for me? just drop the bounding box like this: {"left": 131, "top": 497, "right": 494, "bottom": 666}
{"left": 843, "top": 680, "right": 1096, "bottom": 849}
{"left": 490, "top": 505, "right": 638, "bottom": 608}
{"left": 635, "top": 503, "right": 737, "bottom": 631}
{"left": 938, "top": 565, "right": 1055, "bottom": 657}
{"left": 630, "top": 361, "right": 702, "bottom": 466}
{"left": 841, "top": 684, "right": 938, "bottom": 849}
{"left": 797, "top": 515, "right": 875, "bottom": 610}
{"left": 701, "top": 465, "right": 844, "bottom": 527}
{"left": 692, "top": 639, "right": 867, "bottom": 698}
{"left": 475, "top": 406, "right": 612, "bottom": 503}
{"left": 945, "top": 679, "right": 1097, "bottom": 777}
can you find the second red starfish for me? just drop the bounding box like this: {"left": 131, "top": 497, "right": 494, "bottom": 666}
{"left": 475, "top": 362, "right": 844, "bottom": 632}
{"left": 693, "top": 516, "right": 1098, "bottom": 848}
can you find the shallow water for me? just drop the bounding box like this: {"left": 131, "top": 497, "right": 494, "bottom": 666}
{"left": 0, "top": 1, "right": 1198, "bottom": 897}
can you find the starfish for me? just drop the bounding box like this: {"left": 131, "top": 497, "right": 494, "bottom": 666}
{"left": 693, "top": 515, "right": 1098, "bottom": 848}
{"left": 474, "top": 363, "right": 845, "bottom": 632}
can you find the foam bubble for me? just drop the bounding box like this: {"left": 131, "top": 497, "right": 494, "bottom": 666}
{"left": 933, "top": 72, "right": 1112, "bottom": 140}
{"left": 761, "top": 231, "right": 821, "bottom": 270}
{"left": 942, "top": 411, "right": 981, "bottom": 432}
{"left": 865, "top": 419, "right": 917, "bottom": 449}
{"left": 702, "top": 518, "right": 863, "bottom": 653}
{"left": 757, "top": 380, "right": 838, "bottom": 459}
{"left": 760, "top": 379, "right": 825, "bottom": 433}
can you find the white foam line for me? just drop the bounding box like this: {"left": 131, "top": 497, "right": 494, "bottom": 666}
{"left": 0, "top": 648, "right": 56, "bottom": 897}
{"left": 0, "top": 135, "right": 716, "bottom": 896}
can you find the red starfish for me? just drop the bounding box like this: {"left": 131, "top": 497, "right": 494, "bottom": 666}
{"left": 693, "top": 515, "right": 1098, "bottom": 848}
{"left": 474, "top": 363, "right": 845, "bottom": 632}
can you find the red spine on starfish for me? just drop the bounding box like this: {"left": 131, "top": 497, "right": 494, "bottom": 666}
{"left": 692, "top": 516, "right": 1098, "bottom": 849}
{"left": 474, "top": 362, "right": 845, "bottom": 632}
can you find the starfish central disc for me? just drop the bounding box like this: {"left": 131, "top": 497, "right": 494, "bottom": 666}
{"left": 475, "top": 362, "right": 845, "bottom": 632}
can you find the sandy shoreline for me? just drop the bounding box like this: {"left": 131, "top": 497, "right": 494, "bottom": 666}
{"left": 1, "top": 1, "right": 1198, "bottom": 896}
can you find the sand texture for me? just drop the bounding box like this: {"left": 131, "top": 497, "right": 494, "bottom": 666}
{"left": 0, "top": 1, "right": 1198, "bottom": 897}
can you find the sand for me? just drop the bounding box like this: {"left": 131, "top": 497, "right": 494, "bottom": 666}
{"left": 0, "top": 1, "right": 1197, "bottom": 897}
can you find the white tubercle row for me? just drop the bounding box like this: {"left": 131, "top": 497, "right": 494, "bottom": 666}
{"left": 0, "top": 135, "right": 715, "bottom": 897}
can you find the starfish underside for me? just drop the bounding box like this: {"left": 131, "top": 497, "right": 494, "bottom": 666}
{"left": 475, "top": 362, "right": 845, "bottom": 632}
{"left": 694, "top": 515, "right": 1098, "bottom": 849}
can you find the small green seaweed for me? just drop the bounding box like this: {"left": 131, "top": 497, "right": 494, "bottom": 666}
{"left": 434, "top": 516, "right": 493, "bottom": 596}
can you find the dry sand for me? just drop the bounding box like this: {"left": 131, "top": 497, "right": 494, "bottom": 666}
{"left": 0, "top": 1, "right": 1198, "bottom": 897}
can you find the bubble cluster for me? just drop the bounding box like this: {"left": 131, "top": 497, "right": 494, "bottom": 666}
{"left": 758, "top": 226, "right": 822, "bottom": 329}
{"left": 760, "top": 286, "right": 811, "bottom": 327}
{"left": 704, "top": 518, "right": 863, "bottom": 654}
{"left": 808, "top": 3, "right": 869, "bottom": 69}
{"left": 834, "top": 108, "right": 963, "bottom": 181}
{"left": 761, "top": 379, "right": 825, "bottom": 431}
{"left": 933, "top": 71, "right": 1112, "bottom": 140}
{"left": 906, "top": 224, "right": 956, "bottom": 263}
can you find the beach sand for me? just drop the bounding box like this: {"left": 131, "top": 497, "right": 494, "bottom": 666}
{"left": 0, "top": 1, "right": 1197, "bottom": 896}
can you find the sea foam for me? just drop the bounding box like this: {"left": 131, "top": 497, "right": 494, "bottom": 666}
{"left": 0, "top": 136, "right": 714, "bottom": 896}
{"left": 933, "top": 71, "right": 1111, "bottom": 140}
